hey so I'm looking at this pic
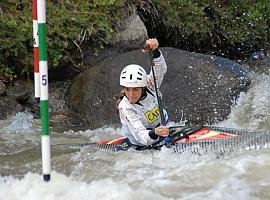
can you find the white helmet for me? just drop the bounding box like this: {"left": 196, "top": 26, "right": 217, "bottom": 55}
{"left": 120, "top": 64, "right": 147, "bottom": 87}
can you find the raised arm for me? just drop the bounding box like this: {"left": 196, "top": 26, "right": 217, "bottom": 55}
{"left": 143, "top": 39, "right": 167, "bottom": 89}
{"left": 147, "top": 50, "right": 167, "bottom": 88}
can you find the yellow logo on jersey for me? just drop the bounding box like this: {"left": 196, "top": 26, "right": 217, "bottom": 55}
{"left": 145, "top": 105, "right": 160, "bottom": 124}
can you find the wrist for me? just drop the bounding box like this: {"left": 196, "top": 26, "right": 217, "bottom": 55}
{"left": 149, "top": 130, "right": 159, "bottom": 140}
{"left": 153, "top": 48, "right": 161, "bottom": 58}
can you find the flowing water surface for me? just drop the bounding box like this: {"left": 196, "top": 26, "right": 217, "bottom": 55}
{"left": 0, "top": 73, "right": 270, "bottom": 200}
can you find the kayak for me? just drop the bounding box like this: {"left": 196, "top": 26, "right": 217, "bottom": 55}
{"left": 62, "top": 126, "right": 270, "bottom": 155}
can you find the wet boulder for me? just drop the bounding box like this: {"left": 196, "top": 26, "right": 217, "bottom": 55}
{"left": 69, "top": 47, "right": 250, "bottom": 128}
{"left": 109, "top": 11, "right": 148, "bottom": 51}
{"left": 49, "top": 10, "right": 147, "bottom": 82}
{"left": 0, "top": 81, "right": 34, "bottom": 119}
{"left": 0, "top": 81, "right": 6, "bottom": 96}
{"left": 6, "top": 83, "right": 32, "bottom": 103}
{"left": 0, "top": 97, "right": 24, "bottom": 119}
{"left": 246, "top": 50, "right": 270, "bottom": 74}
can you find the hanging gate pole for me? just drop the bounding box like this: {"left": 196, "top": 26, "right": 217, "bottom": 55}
{"left": 32, "top": 0, "right": 40, "bottom": 106}
{"left": 37, "top": 0, "right": 51, "bottom": 182}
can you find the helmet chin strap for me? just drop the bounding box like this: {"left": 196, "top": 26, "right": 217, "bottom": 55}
{"left": 139, "top": 87, "right": 147, "bottom": 100}
{"left": 131, "top": 87, "right": 146, "bottom": 104}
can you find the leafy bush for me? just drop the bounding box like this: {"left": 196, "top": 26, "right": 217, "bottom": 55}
{"left": 0, "top": 0, "right": 125, "bottom": 81}
{"left": 154, "top": 0, "right": 270, "bottom": 59}
{"left": 1, "top": 0, "right": 269, "bottom": 81}
{"left": 46, "top": 0, "right": 125, "bottom": 68}
{"left": 0, "top": 2, "right": 32, "bottom": 81}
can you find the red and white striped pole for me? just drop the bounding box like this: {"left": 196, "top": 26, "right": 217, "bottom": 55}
{"left": 32, "top": 0, "right": 40, "bottom": 105}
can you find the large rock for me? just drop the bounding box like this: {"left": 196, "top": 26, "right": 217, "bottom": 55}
{"left": 246, "top": 50, "right": 270, "bottom": 74}
{"left": 49, "top": 9, "right": 148, "bottom": 82}
{"left": 0, "top": 81, "right": 32, "bottom": 119}
{"left": 109, "top": 10, "right": 148, "bottom": 50}
{"left": 0, "top": 81, "right": 6, "bottom": 96}
{"left": 0, "top": 96, "right": 24, "bottom": 119}
{"left": 69, "top": 47, "right": 250, "bottom": 128}
{"left": 49, "top": 11, "right": 148, "bottom": 82}
{"left": 6, "top": 83, "right": 32, "bottom": 103}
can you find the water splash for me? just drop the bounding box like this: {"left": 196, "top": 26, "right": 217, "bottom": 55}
{"left": 218, "top": 73, "right": 270, "bottom": 131}
{"left": 1, "top": 112, "right": 36, "bottom": 134}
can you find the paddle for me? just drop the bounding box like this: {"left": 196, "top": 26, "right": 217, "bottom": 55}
{"left": 168, "top": 125, "right": 204, "bottom": 142}
{"left": 55, "top": 126, "right": 205, "bottom": 151}
{"left": 145, "top": 44, "right": 171, "bottom": 142}
{"left": 148, "top": 50, "right": 166, "bottom": 125}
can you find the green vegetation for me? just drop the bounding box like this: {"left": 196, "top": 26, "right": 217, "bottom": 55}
{"left": 154, "top": 0, "right": 270, "bottom": 59}
{"left": 0, "top": 0, "right": 269, "bottom": 81}
{"left": 0, "top": 0, "right": 125, "bottom": 81}
{"left": 0, "top": 1, "right": 32, "bottom": 81}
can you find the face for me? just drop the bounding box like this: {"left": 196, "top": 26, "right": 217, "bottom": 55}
{"left": 123, "top": 87, "right": 143, "bottom": 104}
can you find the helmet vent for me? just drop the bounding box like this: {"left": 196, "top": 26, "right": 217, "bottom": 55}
{"left": 120, "top": 64, "right": 147, "bottom": 87}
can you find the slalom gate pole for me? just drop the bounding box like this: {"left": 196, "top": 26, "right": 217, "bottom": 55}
{"left": 32, "top": 0, "right": 40, "bottom": 106}
{"left": 37, "top": 0, "right": 51, "bottom": 182}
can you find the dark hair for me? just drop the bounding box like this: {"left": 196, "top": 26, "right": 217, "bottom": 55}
{"left": 116, "top": 88, "right": 125, "bottom": 108}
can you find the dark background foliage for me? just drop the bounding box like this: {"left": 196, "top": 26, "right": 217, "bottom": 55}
{"left": 0, "top": 0, "right": 269, "bottom": 81}
{"left": 140, "top": 0, "right": 270, "bottom": 59}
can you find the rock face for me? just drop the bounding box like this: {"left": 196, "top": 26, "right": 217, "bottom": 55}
{"left": 48, "top": 11, "right": 148, "bottom": 82}
{"left": 0, "top": 80, "right": 71, "bottom": 122}
{"left": 0, "top": 97, "right": 24, "bottom": 119}
{"left": 69, "top": 47, "right": 250, "bottom": 128}
{"left": 246, "top": 50, "right": 270, "bottom": 74}
{"left": 109, "top": 11, "right": 148, "bottom": 50}
{"left": 0, "top": 81, "right": 6, "bottom": 96}
{"left": 0, "top": 82, "right": 32, "bottom": 119}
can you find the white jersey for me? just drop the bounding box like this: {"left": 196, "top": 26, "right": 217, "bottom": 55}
{"left": 118, "top": 51, "right": 167, "bottom": 146}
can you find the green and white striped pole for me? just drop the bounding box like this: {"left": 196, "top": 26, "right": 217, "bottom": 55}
{"left": 37, "top": 0, "right": 51, "bottom": 182}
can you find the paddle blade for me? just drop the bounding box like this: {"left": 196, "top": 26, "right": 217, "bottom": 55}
{"left": 176, "top": 127, "right": 238, "bottom": 143}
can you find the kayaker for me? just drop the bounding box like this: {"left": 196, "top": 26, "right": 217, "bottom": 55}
{"left": 117, "top": 38, "right": 169, "bottom": 147}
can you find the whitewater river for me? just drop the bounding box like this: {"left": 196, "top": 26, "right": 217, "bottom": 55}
{"left": 0, "top": 73, "right": 270, "bottom": 200}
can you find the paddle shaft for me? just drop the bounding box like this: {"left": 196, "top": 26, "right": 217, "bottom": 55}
{"left": 148, "top": 50, "right": 166, "bottom": 125}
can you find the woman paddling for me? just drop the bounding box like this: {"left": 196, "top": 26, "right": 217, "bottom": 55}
{"left": 117, "top": 38, "right": 169, "bottom": 147}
